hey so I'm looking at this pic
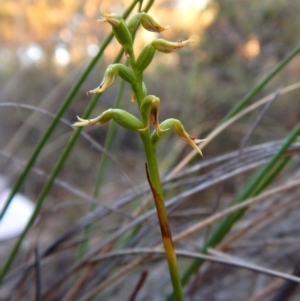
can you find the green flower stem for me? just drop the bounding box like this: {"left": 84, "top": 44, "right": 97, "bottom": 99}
{"left": 141, "top": 131, "right": 184, "bottom": 301}
{"left": 125, "top": 27, "right": 185, "bottom": 295}
{"left": 134, "top": 65, "right": 184, "bottom": 299}
{"left": 114, "top": 13, "right": 185, "bottom": 291}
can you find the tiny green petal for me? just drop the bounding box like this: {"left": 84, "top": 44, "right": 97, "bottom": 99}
{"left": 151, "top": 39, "right": 192, "bottom": 53}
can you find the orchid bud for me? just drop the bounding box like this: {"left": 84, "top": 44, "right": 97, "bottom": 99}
{"left": 136, "top": 44, "right": 156, "bottom": 73}
{"left": 99, "top": 10, "right": 132, "bottom": 51}
{"left": 151, "top": 39, "right": 191, "bottom": 53}
{"left": 73, "top": 109, "right": 144, "bottom": 132}
{"left": 127, "top": 13, "right": 142, "bottom": 35}
{"left": 151, "top": 119, "right": 203, "bottom": 155}
{"left": 127, "top": 12, "right": 169, "bottom": 36}
{"left": 114, "top": 64, "right": 136, "bottom": 84}
{"left": 140, "top": 13, "right": 170, "bottom": 33}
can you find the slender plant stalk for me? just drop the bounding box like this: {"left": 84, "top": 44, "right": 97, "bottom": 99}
{"left": 145, "top": 160, "right": 184, "bottom": 301}
{"left": 132, "top": 36, "right": 185, "bottom": 298}
{"left": 72, "top": 7, "right": 199, "bottom": 300}
{"left": 132, "top": 60, "right": 184, "bottom": 299}
{"left": 132, "top": 42, "right": 184, "bottom": 301}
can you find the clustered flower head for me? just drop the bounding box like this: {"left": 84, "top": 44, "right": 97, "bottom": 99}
{"left": 73, "top": 10, "right": 203, "bottom": 156}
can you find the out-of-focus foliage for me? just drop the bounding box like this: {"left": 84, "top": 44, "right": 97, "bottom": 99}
{"left": 0, "top": 0, "right": 215, "bottom": 69}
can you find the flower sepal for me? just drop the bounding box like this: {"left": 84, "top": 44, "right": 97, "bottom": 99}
{"left": 89, "top": 64, "right": 136, "bottom": 94}
{"left": 151, "top": 39, "right": 192, "bottom": 53}
{"left": 73, "top": 108, "right": 145, "bottom": 132}
{"left": 151, "top": 118, "right": 203, "bottom": 155}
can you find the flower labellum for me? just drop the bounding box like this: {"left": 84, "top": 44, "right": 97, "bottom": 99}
{"left": 151, "top": 118, "right": 203, "bottom": 155}
{"left": 89, "top": 64, "right": 118, "bottom": 94}
{"left": 73, "top": 109, "right": 144, "bottom": 132}
{"left": 140, "top": 95, "right": 163, "bottom": 130}
{"left": 151, "top": 39, "right": 192, "bottom": 53}
{"left": 89, "top": 64, "right": 136, "bottom": 94}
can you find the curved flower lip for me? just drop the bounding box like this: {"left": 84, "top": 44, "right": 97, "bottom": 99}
{"left": 89, "top": 82, "right": 106, "bottom": 94}
{"left": 186, "top": 136, "right": 205, "bottom": 156}
{"left": 97, "top": 8, "right": 121, "bottom": 26}
{"left": 73, "top": 116, "right": 93, "bottom": 127}
{"left": 88, "top": 77, "right": 113, "bottom": 94}
{"left": 151, "top": 38, "right": 193, "bottom": 53}
{"left": 151, "top": 118, "right": 204, "bottom": 156}
{"left": 88, "top": 64, "right": 118, "bottom": 94}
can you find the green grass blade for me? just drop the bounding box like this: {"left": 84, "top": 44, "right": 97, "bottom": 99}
{"left": 164, "top": 44, "right": 300, "bottom": 300}
{"left": 76, "top": 79, "right": 126, "bottom": 259}
{"left": 75, "top": 0, "right": 156, "bottom": 261}
{"left": 223, "top": 44, "right": 300, "bottom": 121}
{"left": 0, "top": 0, "right": 142, "bottom": 223}
{"left": 177, "top": 122, "right": 300, "bottom": 294}
{"left": 0, "top": 0, "right": 144, "bottom": 283}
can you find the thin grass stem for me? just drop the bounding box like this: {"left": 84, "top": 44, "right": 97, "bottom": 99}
{"left": 0, "top": 0, "right": 143, "bottom": 284}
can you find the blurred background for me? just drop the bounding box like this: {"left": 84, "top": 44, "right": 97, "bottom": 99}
{"left": 1, "top": 0, "right": 299, "bottom": 194}
{"left": 1, "top": 0, "right": 300, "bottom": 300}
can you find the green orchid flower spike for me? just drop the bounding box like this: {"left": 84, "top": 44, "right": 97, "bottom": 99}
{"left": 74, "top": 10, "right": 202, "bottom": 301}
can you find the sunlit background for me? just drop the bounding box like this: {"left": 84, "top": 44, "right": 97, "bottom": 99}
{"left": 1, "top": 0, "right": 300, "bottom": 299}
{"left": 0, "top": 0, "right": 220, "bottom": 68}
